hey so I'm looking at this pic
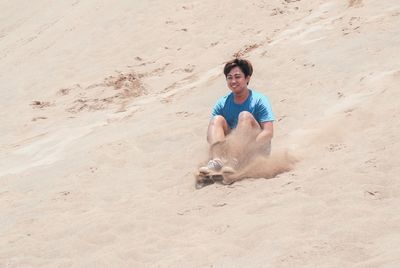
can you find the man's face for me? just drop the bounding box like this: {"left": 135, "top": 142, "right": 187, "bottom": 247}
{"left": 226, "top": 66, "right": 250, "bottom": 94}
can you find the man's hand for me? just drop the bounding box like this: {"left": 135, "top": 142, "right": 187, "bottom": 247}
{"left": 256, "top": 121, "right": 273, "bottom": 144}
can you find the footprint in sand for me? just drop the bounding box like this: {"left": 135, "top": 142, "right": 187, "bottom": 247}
{"left": 89, "top": 166, "right": 98, "bottom": 173}
{"left": 278, "top": 115, "right": 287, "bottom": 122}
{"left": 327, "top": 143, "right": 347, "bottom": 152}
{"left": 210, "top": 41, "right": 219, "bottom": 47}
{"left": 364, "top": 158, "right": 377, "bottom": 168}
{"left": 57, "top": 88, "right": 72, "bottom": 96}
{"left": 31, "top": 100, "right": 53, "bottom": 109}
{"left": 233, "top": 43, "right": 261, "bottom": 58}
{"left": 171, "top": 64, "right": 195, "bottom": 74}
{"left": 31, "top": 116, "right": 47, "bottom": 121}
{"left": 270, "top": 8, "right": 285, "bottom": 16}
{"left": 364, "top": 190, "right": 383, "bottom": 200}
{"left": 61, "top": 71, "right": 146, "bottom": 114}
{"left": 213, "top": 224, "right": 230, "bottom": 234}
{"left": 176, "top": 111, "right": 194, "bottom": 117}
{"left": 348, "top": 0, "right": 363, "bottom": 8}
{"left": 51, "top": 191, "right": 71, "bottom": 201}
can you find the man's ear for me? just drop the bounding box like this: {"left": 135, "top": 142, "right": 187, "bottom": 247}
{"left": 246, "top": 76, "right": 251, "bottom": 85}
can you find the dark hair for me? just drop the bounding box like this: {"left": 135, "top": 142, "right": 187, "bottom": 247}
{"left": 223, "top": 58, "right": 253, "bottom": 78}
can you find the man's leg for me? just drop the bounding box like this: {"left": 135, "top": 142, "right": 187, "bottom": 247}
{"left": 199, "top": 116, "right": 229, "bottom": 173}
{"left": 236, "top": 111, "right": 271, "bottom": 155}
{"left": 207, "top": 115, "right": 229, "bottom": 145}
{"left": 204, "top": 112, "right": 262, "bottom": 177}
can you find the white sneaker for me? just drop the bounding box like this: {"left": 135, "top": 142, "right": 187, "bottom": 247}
{"left": 199, "top": 158, "right": 223, "bottom": 174}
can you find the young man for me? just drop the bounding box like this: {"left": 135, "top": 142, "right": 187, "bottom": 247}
{"left": 200, "top": 58, "right": 275, "bottom": 173}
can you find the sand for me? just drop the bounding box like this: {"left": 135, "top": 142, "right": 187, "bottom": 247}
{"left": 1, "top": 0, "right": 400, "bottom": 267}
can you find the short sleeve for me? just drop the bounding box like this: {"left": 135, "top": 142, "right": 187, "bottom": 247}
{"left": 211, "top": 98, "right": 223, "bottom": 117}
{"left": 257, "top": 95, "right": 275, "bottom": 122}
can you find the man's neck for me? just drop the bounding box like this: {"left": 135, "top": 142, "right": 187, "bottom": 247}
{"left": 233, "top": 88, "right": 249, "bottom": 104}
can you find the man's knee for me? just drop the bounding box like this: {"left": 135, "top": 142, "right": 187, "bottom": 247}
{"left": 210, "top": 115, "right": 227, "bottom": 127}
{"left": 238, "top": 111, "right": 255, "bottom": 123}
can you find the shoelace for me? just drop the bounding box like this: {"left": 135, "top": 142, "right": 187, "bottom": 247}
{"left": 207, "top": 159, "right": 223, "bottom": 170}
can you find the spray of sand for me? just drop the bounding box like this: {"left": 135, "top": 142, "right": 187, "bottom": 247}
{"left": 206, "top": 127, "right": 297, "bottom": 184}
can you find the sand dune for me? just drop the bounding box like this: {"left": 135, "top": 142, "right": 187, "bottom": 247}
{"left": 1, "top": 0, "right": 400, "bottom": 267}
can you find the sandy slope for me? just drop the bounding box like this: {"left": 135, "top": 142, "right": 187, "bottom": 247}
{"left": 1, "top": 0, "right": 400, "bottom": 267}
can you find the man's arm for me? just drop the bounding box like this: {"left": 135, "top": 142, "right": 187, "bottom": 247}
{"left": 256, "top": 121, "right": 273, "bottom": 144}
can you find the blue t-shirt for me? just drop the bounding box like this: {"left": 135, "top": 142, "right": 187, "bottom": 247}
{"left": 211, "top": 89, "right": 274, "bottom": 129}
